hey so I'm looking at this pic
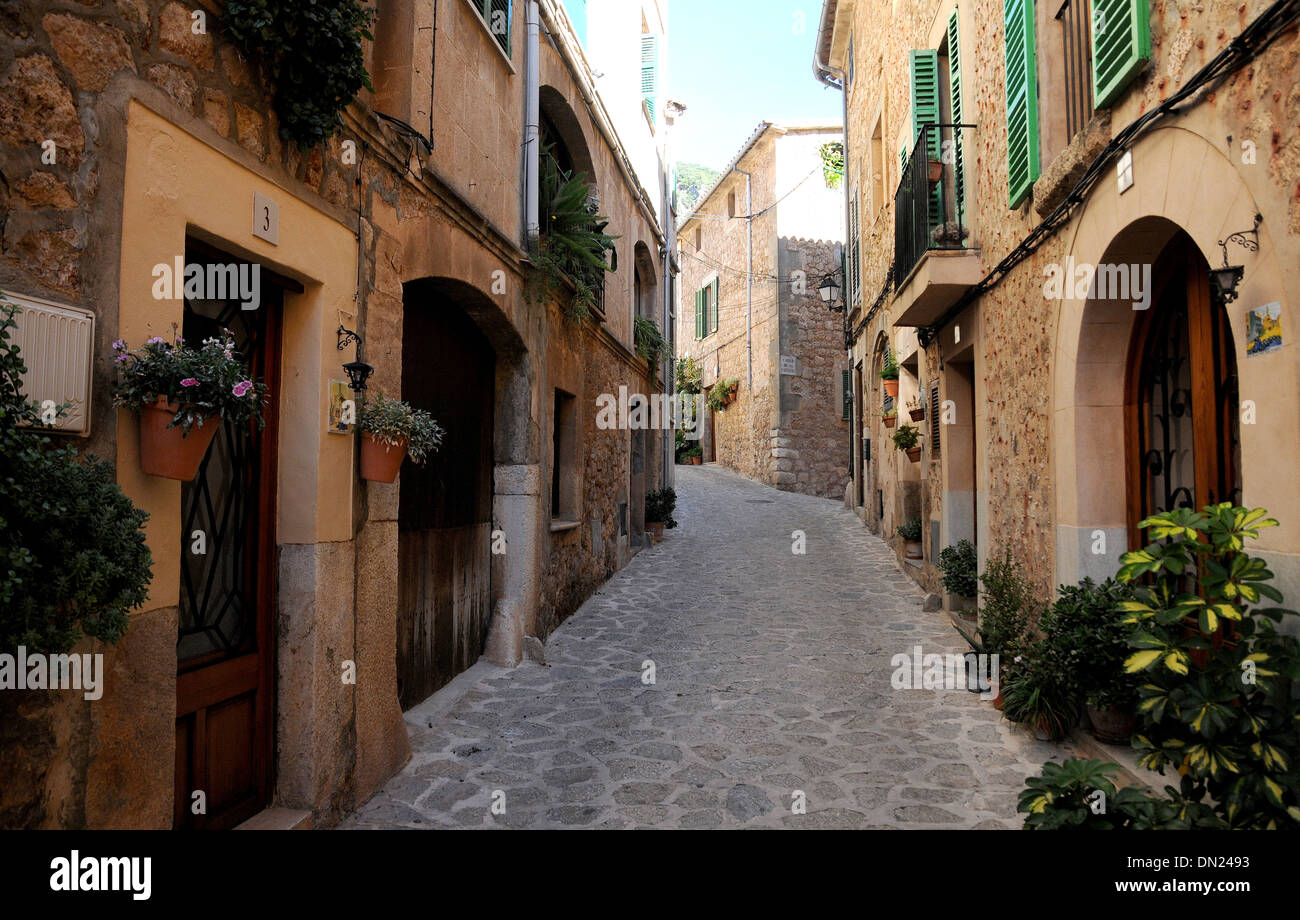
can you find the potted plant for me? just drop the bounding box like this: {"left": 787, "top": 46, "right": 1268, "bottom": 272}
{"left": 898, "top": 516, "right": 923, "bottom": 559}
{"left": 977, "top": 550, "right": 1036, "bottom": 709}
{"left": 708, "top": 377, "right": 739, "bottom": 412}
{"left": 644, "top": 487, "right": 677, "bottom": 542}
{"left": 112, "top": 330, "right": 267, "bottom": 481}
{"left": 927, "top": 157, "right": 943, "bottom": 186}
{"left": 906, "top": 394, "right": 925, "bottom": 422}
{"left": 892, "top": 423, "right": 921, "bottom": 462}
{"left": 357, "top": 393, "right": 445, "bottom": 483}
{"left": 879, "top": 355, "right": 899, "bottom": 398}
{"left": 1040, "top": 577, "right": 1141, "bottom": 745}
{"left": 882, "top": 408, "right": 898, "bottom": 429}
{"left": 937, "top": 539, "right": 978, "bottom": 619}
{"left": 682, "top": 444, "right": 703, "bottom": 465}
{"left": 1002, "top": 642, "right": 1079, "bottom": 741}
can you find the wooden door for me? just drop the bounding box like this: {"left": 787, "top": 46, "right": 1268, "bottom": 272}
{"left": 1126, "top": 235, "right": 1240, "bottom": 547}
{"left": 397, "top": 301, "right": 495, "bottom": 709}
{"left": 174, "top": 265, "right": 281, "bottom": 830}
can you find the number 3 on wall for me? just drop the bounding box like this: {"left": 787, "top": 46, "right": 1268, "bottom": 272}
{"left": 252, "top": 191, "right": 279, "bottom": 246}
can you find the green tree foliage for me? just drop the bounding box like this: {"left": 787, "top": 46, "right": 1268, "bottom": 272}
{"left": 0, "top": 303, "right": 153, "bottom": 654}
{"left": 675, "top": 162, "right": 721, "bottom": 215}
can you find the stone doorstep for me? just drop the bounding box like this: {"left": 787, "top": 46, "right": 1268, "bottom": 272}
{"left": 1071, "top": 722, "right": 1161, "bottom": 794}
{"left": 234, "top": 807, "right": 312, "bottom": 831}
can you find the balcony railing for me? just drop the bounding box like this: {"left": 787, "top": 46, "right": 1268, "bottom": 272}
{"left": 893, "top": 123, "right": 974, "bottom": 283}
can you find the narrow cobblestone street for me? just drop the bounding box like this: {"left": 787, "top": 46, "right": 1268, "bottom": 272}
{"left": 343, "top": 465, "right": 1078, "bottom": 830}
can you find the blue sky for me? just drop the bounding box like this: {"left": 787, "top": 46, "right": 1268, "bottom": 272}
{"left": 667, "top": 0, "right": 842, "bottom": 170}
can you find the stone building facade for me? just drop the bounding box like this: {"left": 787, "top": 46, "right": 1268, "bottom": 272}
{"left": 816, "top": 0, "right": 1300, "bottom": 620}
{"left": 0, "top": 0, "right": 672, "bottom": 829}
{"left": 675, "top": 123, "right": 849, "bottom": 499}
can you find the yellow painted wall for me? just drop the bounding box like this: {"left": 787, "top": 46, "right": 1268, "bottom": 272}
{"left": 117, "top": 101, "right": 358, "bottom": 614}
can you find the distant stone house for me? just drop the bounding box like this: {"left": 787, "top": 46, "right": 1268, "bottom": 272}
{"left": 0, "top": 0, "right": 671, "bottom": 829}
{"left": 816, "top": 0, "right": 1300, "bottom": 618}
{"left": 675, "top": 123, "right": 849, "bottom": 499}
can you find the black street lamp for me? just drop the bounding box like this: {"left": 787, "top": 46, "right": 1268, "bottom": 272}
{"left": 1211, "top": 213, "right": 1261, "bottom": 306}
{"left": 819, "top": 273, "right": 843, "bottom": 312}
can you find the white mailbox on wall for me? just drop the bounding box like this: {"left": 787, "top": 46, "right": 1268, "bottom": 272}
{"left": 7, "top": 291, "right": 95, "bottom": 437}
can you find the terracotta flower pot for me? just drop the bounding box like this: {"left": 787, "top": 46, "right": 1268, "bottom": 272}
{"left": 993, "top": 689, "right": 1005, "bottom": 711}
{"left": 882, "top": 379, "right": 899, "bottom": 398}
{"left": 909, "top": 408, "right": 925, "bottom": 422}
{"left": 138, "top": 396, "right": 218, "bottom": 481}
{"left": 360, "top": 433, "right": 408, "bottom": 483}
{"left": 646, "top": 521, "right": 665, "bottom": 542}
{"left": 883, "top": 414, "right": 898, "bottom": 428}
{"left": 1086, "top": 704, "right": 1137, "bottom": 746}
{"left": 905, "top": 446, "right": 922, "bottom": 462}
{"left": 692, "top": 456, "right": 702, "bottom": 465}
{"left": 927, "top": 159, "right": 943, "bottom": 185}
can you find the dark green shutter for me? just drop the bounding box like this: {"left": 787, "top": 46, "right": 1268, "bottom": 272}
{"left": 842, "top": 370, "right": 852, "bottom": 420}
{"left": 485, "top": 0, "right": 511, "bottom": 56}
{"left": 1091, "top": 0, "right": 1152, "bottom": 108}
{"left": 709, "top": 278, "right": 719, "bottom": 333}
{"left": 947, "top": 9, "right": 966, "bottom": 224}
{"left": 694, "top": 288, "right": 704, "bottom": 339}
{"left": 909, "top": 50, "right": 942, "bottom": 230}
{"left": 1003, "top": 0, "right": 1040, "bottom": 209}
{"left": 641, "top": 35, "right": 659, "bottom": 122}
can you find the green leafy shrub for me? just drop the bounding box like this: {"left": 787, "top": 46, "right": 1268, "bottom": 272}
{"left": 223, "top": 0, "right": 376, "bottom": 150}
{"left": 818, "top": 141, "right": 844, "bottom": 189}
{"left": 897, "top": 516, "right": 922, "bottom": 542}
{"left": 674, "top": 355, "right": 702, "bottom": 394}
{"left": 0, "top": 302, "right": 153, "bottom": 654}
{"left": 112, "top": 330, "right": 267, "bottom": 435}
{"left": 1116, "top": 505, "right": 1300, "bottom": 829}
{"left": 977, "top": 549, "right": 1035, "bottom": 658}
{"left": 525, "top": 152, "right": 619, "bottom": 322}
{"left": 879, "top": 353, "right": 899, "bottom": 381}
{"left": 645, "top": 487, "right": 677, "bottom": 528}
{"left": 1018, "top": 759, "right": 1168, "bottom": 829}
{"left": 358, "top": 393, "right": 444, "bottom": 465}
{"left": 1041, "top": 577, "right": 1140, "bottom": 710}
{"left": 891, "top": 423, "right": 920, "bottom": 451}
{"left": 937, "top": 539, "right": 978, "bottom": 598}
{"left": 634, "top": 316, "right": 665, "bottom": 368}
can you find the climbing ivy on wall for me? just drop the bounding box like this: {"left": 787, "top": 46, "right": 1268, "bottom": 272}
{"left": 223, "top": 0, "right": 376, "bottom": 150}
{"left": 819, "top": 141, "right": 845, "bottom": 189}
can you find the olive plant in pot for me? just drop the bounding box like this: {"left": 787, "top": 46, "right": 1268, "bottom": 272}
{"left": 357, "top": 394, "right": 445, "bottom": 483}
{"left": 644, "top": 487, "right": 677, "bottom": 542}
{"left": 898, "top": 516, "right": 923, "bottom": 559}
{"left": 1002, "top": 641, "right": 1079, "bottom": 741}
{"left": 892, "top": 423, "right": 921, "bottom": 462}
{"left": 1040, "top": 577, "right": 1141, "bottom": 745}
{"left": 879, "top": 354, "right": 899, "bottom": 398}
{"left": 112, "top": 330, "right": 267, "bottom": 481}
{"left": 937, "top": 539, "right": 979, "bottom": 618}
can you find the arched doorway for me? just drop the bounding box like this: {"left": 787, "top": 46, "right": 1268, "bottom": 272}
{"left": 1125, "top": 232, "right": 1241, "bottom": 545}
{"left": 397, "top": 281, "right": 497, "bottom": 709}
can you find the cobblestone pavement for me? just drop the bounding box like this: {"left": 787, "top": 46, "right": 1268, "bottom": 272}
{"left": 342, "top": 465, "right": 1080, "bottom": 829}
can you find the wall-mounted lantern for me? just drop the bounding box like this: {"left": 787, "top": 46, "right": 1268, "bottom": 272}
{"left": 1211, "top": 213, "right": 1262, "bottom": 306}
{"left": 337, "top": 324, "right": 373, "bottom": 392}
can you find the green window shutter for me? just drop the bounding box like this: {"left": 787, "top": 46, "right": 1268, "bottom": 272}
{"left": 641, "top": 35, "right": 659, "bottom": 121}
{"left": 695, "top": 288, "right": 704, "bottom": 339}
{"left": 482, "top": 0, "right": 512, "bottom": 56}
{"left": 1003, "top": 0, "right": 1040, "bottom": 209}
{"left": 842, "top": 370, "right": 852, "bottom": 420}
{"left": 947, "top": 9, "right": 966, "bottom": 224}
{"left": 909, "top": 50, "right": 942, "bottom": 230}
{"left": 709, "top": 278, "right": 719, "bottom": 333}
{"left": 1091, "top": 0, "right": 1152, "bottom": 109}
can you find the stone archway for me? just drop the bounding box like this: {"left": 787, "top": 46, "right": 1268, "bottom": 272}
{"left": 399, "top": 277, "right": 536, "bottom": 685}
{"left": 1051, "top": 127, "right": 1292, "bottom": 592}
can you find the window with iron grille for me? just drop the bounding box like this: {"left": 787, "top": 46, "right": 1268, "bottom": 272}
{"left": 930, "top": 383, "right": 941, "bottom": 453}
{"left": 1056, "top": 0, "right": 1095, "bottom": 141}
{"left": 842, "top": 370, "right": 852, "bottom": 420}
{"left": 470, "top": 1, "right": 513, "bottom": 56}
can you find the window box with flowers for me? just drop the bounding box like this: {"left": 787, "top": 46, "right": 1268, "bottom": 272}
{"left": 112, "top": 331, "right": 267, "bottom": 481}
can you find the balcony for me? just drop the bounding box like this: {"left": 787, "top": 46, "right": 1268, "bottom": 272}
{"left": 892, "top": 124, "right": 983, "bottom": 328}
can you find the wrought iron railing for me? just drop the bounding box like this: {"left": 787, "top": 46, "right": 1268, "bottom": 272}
{"left": 893, "top": 123, "right": 974, "bottom": 283}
